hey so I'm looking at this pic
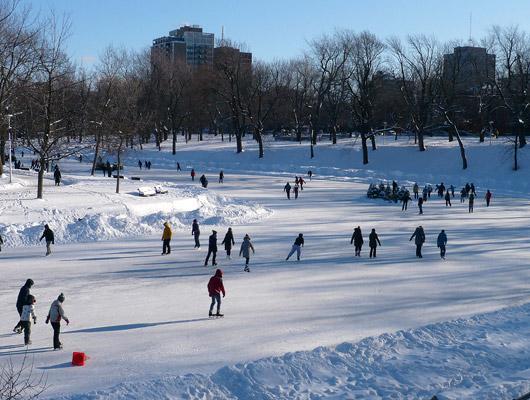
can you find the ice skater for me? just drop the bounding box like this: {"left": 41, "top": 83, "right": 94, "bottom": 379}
{"left": 46, "top": 293, "right": 69, "bottom": 350}
{"left": 221, "top": 228, "right": 235, "bottom": 259}
{"left": 20, "top": 295, "right": 37, "bottom": 345}
{"left": 350, "top": 226, "right": 363, "bottom": 256}
{"left": 239, "top": 234, "right": 255, "bottom": 272}
{"left": 219, "top": 170, "right": 224, "bottom": 183}
{"left": 13, "top": 279, "right": 33, "bottom": 334}
{"left": 204, "top": 230, "right": 218, "bottom": 266}
{"left": 485, "top": 190, "right": 492, "bottom": 207}
{"left": 368, "top": 229, "right": 381, "bottom": 258}
{"left": 39, "top": 224, "right": 54, "bottom": 256}
{"left": 286, "top": 233, "right": 304, "bottom": 261}
{"left": 208, "top": 269, "right": 225, "bottom": 317}
{"left": 161, "top": 222, "right": 172, "bottom": 255}
{"left": 437, "top": 230, "right": 447, "bottom": 259}
{"left": 410, "top": 226, "right": 425, "bottom": 258}
{"left": 284, "top": 182, "right": 291, "bottom": 200}
{"left": 192, "top": 219, "right": 200, "bottom": 248}
{"left": 444, "top": 191, "right": 451, "bottom": 207}
{"left": 469, "top": 193, "right": 475, "bottom": 213}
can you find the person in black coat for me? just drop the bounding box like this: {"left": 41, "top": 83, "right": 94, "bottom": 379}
{"left": 444, "top": 191, "right": 451, "bottom": 207}
{"left": 221, "top": 228, "right": 235, "bottom": 259}
{"left": 284, "top": 182, "right": 291, "bottom": 200}
{"left": 13, "top": 279, "right": 34, "bottom": 333}
{"left": 410, "top": 226, "right": 426, "bottom": 258}
{"left": 350, "top": 226, "right": 364, "bottom": 256}
{"left": 54, "top": 166, "right": 61, "bottom": 186}
{"left": 368, "top": 229, "right": 381, "bottom": 258}
{"left": 204, "top": 230, "right": 218, "bottom": 266}
{"left": 40, "top": 224, "right": 54, "bottom": 256}
{"left": 192, "top": 219, "right": 200, "bottom": 248}
{"left": 106, "top": 161, "right": 111, "bottom": 177}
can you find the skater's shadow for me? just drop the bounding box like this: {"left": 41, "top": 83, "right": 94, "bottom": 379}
{"left": 65, "top": 318, "right": 209, "bottom": 334}
{"left": 0, "top": 344, "right": 25, "bottom": 350}
{"left": 0, "top": 347, "right": 54, "bottom": 357}
{"left": 38, "top": 362, "right": 72, "bottom": 370}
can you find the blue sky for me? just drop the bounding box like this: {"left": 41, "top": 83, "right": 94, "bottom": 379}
{"left": 33, "top": 0, "right": 530, "bottom": 67}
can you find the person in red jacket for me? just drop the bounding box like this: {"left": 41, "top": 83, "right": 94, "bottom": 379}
{"left": 207, "top": 269, "right": 225, "bottom": 317}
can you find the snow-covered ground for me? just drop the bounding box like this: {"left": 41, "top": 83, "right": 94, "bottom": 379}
{"left": 1, "top": 136, "right": 530, "bottom": 399}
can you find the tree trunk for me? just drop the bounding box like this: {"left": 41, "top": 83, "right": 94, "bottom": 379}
{"left": 236, "top": 132, "right": 243, "bottom": 153}
{"left": 257, "top": 128, "right": 264, "bottom": 158}
{"left": 37, "top": 156, "right": 45, "bottom": 199}
{"left": 332, "top": 126, "right": 337, "bottom": 144}
{"left": 370, "top": 134, "right": 376, "bottom": 150}
{"left": 90, "top": 134, "right": 101, "bottom": 176}
{"left": 172, "top": 129, "right": 176, "bottom": 155}
{"left": 518, "top": 128, "right": 526, "bottom": 148}
{"left": 361, "top": 133, "right": 369, "bottom": 165}
{"left": 115, "top": 144, "right": 122, "bottom": 194}
{"left": 0, "top": 135, "right": 5, "bottom": 176}
{"left": 418, "top": 131, "right": 426, "bottom": 151}
{"left": 514, "top": 136, "right": 519, "bottom": 171}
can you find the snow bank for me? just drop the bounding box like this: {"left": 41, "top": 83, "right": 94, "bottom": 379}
{"left": 0, "top": 187, "right": 271, "bottom": 247}
{"left": 55, "top": 303, "right": 530, "bottom": 400}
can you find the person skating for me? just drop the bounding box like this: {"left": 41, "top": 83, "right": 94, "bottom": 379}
{"left": 294, "top": 184, "right": 299, "bottom": 199}
{"left": 470, "top": 183, "right": 476, "bottom": 195}
{"left": 46, "top": 293, "right": 69, "bottom": 350}
{"left": 307, "top": 170, "right": 313, "bottom": 180}
{"left": 437, "top": 230, "right": 447, "bottom": 259}
{"left": 138, "top": 160, "right": 142, "bottom": 169}
{"left": 465, "top": 182, "right": 471, "bottom": 195}
{"left": 422, "top": 187, "right": 428, "bottom": 201}
{"left": 444, "top": 191, "right": 452, "bottom": 207}
{"left": 368, "top": 229, "right": 381, "bottom": 258}
{"left": 418, "top": 196, "right": 424, "bottom": 215}
{"left": 450, "top": 184, "right": 455, "bottom": 197}
{"left": 20, "top": 295, "right": 37, "bottom": 346}
{"left": 0, "top": 233, "right": 3, "bottom": 252}
{"left": 200, "top": 174, "right": 208, "bottom": 188}
{"left": 204, "top": 230, "right": 218, "bottom": 266}
{"left": 350, "top": 226, "right": 364, "bottom": 256}
{"left": 13, "top": 279, "right": 33, "bottom": 333}
{"left": 161, "top": 222, "right": 172, "bottom": 255}
{"left": 286, "top": 233, "right": 304, "bottom": 261}
{"left": 413, "top": 183, "right": 419, "bottom": 199}
{"left": 460, "top": 187, "right": 466, "bottom": 203}
{"left": 410, "top": 226, "right": 426, "bottom": 258}
{"left": 402, "top": 192, "right": 410, "bottom": 211}
{"left": 219, "top": 170, "right": 224, "bottom": 183}
{"left": 427, "top": 185, "right": 432, "bottom": 198}
{"left": 40, "top": 224, "right": 54, "bottom": 256}
{"left": 485, "top": 190, "right": 492, "bottom": 207}
{"left": 192, "top": 219, "right": 200, "bottom": 248}
{"left": 176, "top": 162, "right": 181, "bottom": 171}
{"left": 392, "top": 180, "right": 397, "bottom": 195}
{"left": 239, "top": 234, "right": 255, "bottom": 272}
{"left": 221, "top": 228, "right": 235, "bottom": 259}
{"left": 207, "top": 269, "right": 225, "bottom": 317}
{"left": 106, "top": 161, "right": 111, "bottom": 178}
{"left": 469, "top": 193, "right": 475, "bottom": 213}
{"left": 53, "top": 166, "right": 61, "bottom": 186}
{"left": 191, "top": 168, "right": 196, "bottom": 181}
{"left": 284, "top": 182, "right": 291, "bottom": 200}
{"left": 299, "top": 177, "right": 305, "bottom": 190}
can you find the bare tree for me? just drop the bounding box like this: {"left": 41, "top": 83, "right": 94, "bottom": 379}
{"left": 0, "top": 353, "right": 47, "bottom": 399}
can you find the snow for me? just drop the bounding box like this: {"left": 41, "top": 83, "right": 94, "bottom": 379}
{"left": 1, "top": 136, "right": 530, "bottom": 399}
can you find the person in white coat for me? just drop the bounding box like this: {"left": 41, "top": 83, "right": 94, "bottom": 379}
{"left": 46, "top": 293, "right": 70, "bottom": 350}
{"left": 20, "top": 295, "right": 37, "bottom": 345}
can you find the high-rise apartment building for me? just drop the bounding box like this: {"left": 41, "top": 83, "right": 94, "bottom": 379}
{"left": 443, "top": 46, "right": 496, "bottom": 94}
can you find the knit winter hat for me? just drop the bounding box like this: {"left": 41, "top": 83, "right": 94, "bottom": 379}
{"left": 58, "top": 293, "right": 65, "bottom": 302}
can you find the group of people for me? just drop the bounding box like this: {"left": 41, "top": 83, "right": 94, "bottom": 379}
{"left": 283, "top": 176, "right": 306, "bottom": 200}
{"left": 190, "top": 169, "right": 225, "bottom": 188}
{"left": 137, "top": 160, "right": 152, "bottom": 170}
{"left": 12, "top": 279, "right": 69, "bottom": 349}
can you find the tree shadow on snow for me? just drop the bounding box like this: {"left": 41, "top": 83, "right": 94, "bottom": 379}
{"left": 0, "top": 347, "right": 55, "bottom": 357}
{"left": 38, "top": 362, "right": 72, "bottom": 370}
{"left": 64, "top": 318, "right": 209, "bottom": 334}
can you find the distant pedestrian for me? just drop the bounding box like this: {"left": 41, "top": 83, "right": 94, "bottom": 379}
{"left": 299, "top": 177, "right": 305, "bottom": 190}
{"left": 176, "top": 162, "right": 181, "bottom": 171}
{"left": 294, "top": 184, "right": 299, "bottom": 199}
{"left": 413, "top": 183, "right": 419, "bottom": 199}
{"left": 20, "top": 295, "right": 37, "bottom": 346}
{"left": 422, "top": 187, "right": 428, "bottom": 201}
{"left": 469, "top": 193, "right": 474, "bottom": 213}
{"left": 101, "top": 163, "right": 106, "bottom": 177}
{"left": 284, "top": 182, "right": 291, "bottom": 200}
{"left": 161, "top": 222, "right": 172, "bottom": 255}
{"left": 106, "top": 161, "right": 111, "bottom": 177}
{"left": 450, "top": 185, "right": 455, "bottom": 197}
{"left": 392, "top": 180, "right": 397, "bottom": 195}
{"left": 138, "top": 160, "right": 142, "bottom": 169}
{"left": 219, "top": 170, "right": 224, "bottom": 183}
{"left": 410, "top": 226, "right": 425, "bottom": 258}
{"left": 221, "top": 228, "right": 235, "bottom": 259}
{"left": 53, "top": 166, "right": 61, "bottom": 186}
{"left": 147, "top": 161, "right": 152, "bottom": 170}
{"left": 13, "top": 279, "right": 33, "bottom": 334}
{"left": 192, "top": 219, "right": 200, "bottom": 248}
{"left": 191, "top": 169, "right": 196, "bottom": 181}
{"left": 308, "top": 170, "right": 313, "bottom": 180}
{"left": 40, "top": 224, "right": 54, "bottom": 256}
{"left": 427, "top": 185, "right": 432, "bottom": 198}
{"left": 204, "top": 230, "right": 218, "bottom": 266}
{"left": 368, "top": 229, "right": 381, "bottom": 258}
{"left": 200, "top": 174, "right": 208, "bottom": 188}
{"left": 460, "top": 188, "right": 466, "bottom": 203}
{"left": 286, "top": 233, "right": 304, "bottom": 261}
{"left": 144, "top": 160, "right": 148, "bottom": 169}
{"left": 207, "top": 269, "right": 225, "bottom": 317}
{"left": 46, "top": 293, "right": 69, "bottom": 350}
{"left": 437, "top": 230, "right": 447, "bottom": 259}
{"left": 239, "top": 234, "right": 255, "bottom": 272}
{"left": 418, "top": 197, "right": 424, "bottom": 215}
{"left": 350, "top": 226, "right": 363, "bottom": 256}
{"left": 402, "top": 192, "right": 410, "bottom": 211}
{"left": 485, "top": 190, "right": 492, "bottom": 207}
{"left": 470, "top": 183, "right": 476, "bottom": 195}
{"left": 444, "top": 191, "right": 452, "bottom": 207}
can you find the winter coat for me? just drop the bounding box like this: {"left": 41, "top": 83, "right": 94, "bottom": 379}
{"left": 239, "top": 237, "right": 254, "bottom": 258}
{"left": 284, "top": 183, "right": 291, "bottom": 192}
{"left": 162, "top": 224, "right": 172, "bottom": 240}
{"left": 208, "top": 234, "right": 218, "bottom": 251}
{"left": 47, "top": 299, "right": 68, "bottom": 323}
{"left": 351, "top": 229, "right": 363, "bottom": 246}
{"left": 485, "top": 191, "right": 492, "bottom": 200}
{"left": 20, "top": 304, "right": 36, "bottom": 322}
{"left": 418, "top": 198, "right": 424, "bottom": 205}
{"left": 207, "top": 270, "right": 225, "bottom": 296}
{"left": 40, "top": 227, "right": 54, "bottom": 243}
{"left": 444, "top": 192, "right": 451, "bottom": 200}
{"left": 54, "top": 169, "right": 61, "bottom": 181}
{"left": 410, "top": 228, "right": 425, "bottom": 245}
{"left": 0, "top": 235, "right": 3, "bottom": 245}
{"left": 437, "top": 232, "right": 447, "bottom": 247}
{"left": 192, "top": 222, "right": 200, "bottom": 236}
{"left": 222, "top": 230, "right": 235, "bottom": 250}
{"left": 294, "top": 236, "right": 304, "bottom": 246}
{"left": 369, "top": 232, "right": 381, "bottom": 247}
{"left": 16, "top": 284, "right": 31, "bottom": 309}
{"left": 469, "top": 194, "right": 475, "bottom": 204}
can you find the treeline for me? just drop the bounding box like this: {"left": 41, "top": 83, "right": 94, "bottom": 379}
{"left": 2, "top": 1, "right": 530, "bottom": 199}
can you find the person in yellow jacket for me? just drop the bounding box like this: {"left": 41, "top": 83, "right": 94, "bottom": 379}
{"left": 161, "top": 222, "right": 172, "bottom": 255}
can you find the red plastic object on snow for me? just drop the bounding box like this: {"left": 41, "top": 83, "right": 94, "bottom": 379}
{"left": 72, "top": 352, "right": 87, "bottom": 366}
